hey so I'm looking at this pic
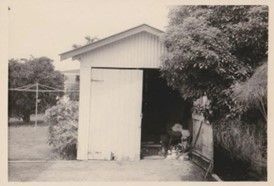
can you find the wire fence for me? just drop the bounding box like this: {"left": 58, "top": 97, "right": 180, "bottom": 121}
{"left": 9, "top": 82, "right": 79, "bottom": 127}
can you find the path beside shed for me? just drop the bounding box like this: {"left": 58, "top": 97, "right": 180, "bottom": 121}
{"left": 9, "top": 159, "right": 205, "bottom": 181}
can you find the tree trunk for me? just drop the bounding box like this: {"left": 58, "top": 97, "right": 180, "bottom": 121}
{"left": 23, "top": 114, "right": 30, "bottom": 123}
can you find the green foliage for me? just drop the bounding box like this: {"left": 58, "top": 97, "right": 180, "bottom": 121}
{"left": 208, "top": 6, "right": 268, "bottom": 68}
{"left": 162, "top": 7, "right": 268, "bottom": 175}
{"left": 45, "top": 96, "right": 79, "bottom": 159}
{"left": 161, "top": 5, "right": 268, "bottom": 121}
{"left": 215, "top": 119, "right": 267, "bottom": 174}
{"left": 72, "top": 35, "right": 99, "bottom": 49}
{"left": 8, "top": 57, "right": 65, "bottom": 122}
{"left": 231, "top": 62, "right": 267, "bottom": 121}
{"left": 85, "top": 35, "right": 99, "bottom": 44}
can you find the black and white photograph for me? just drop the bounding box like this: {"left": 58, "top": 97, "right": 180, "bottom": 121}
{"left": 1, "top": 0, "right": 270, "bottom": 182}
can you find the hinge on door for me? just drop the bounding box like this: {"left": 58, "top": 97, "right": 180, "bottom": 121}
{"left": 91, "top": 79, "right": 104, "bottom": 82}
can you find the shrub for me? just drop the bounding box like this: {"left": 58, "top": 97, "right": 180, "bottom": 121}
{"left": 45, "top": 96, "right": 79, "bottom": 159}
{"left": 215, "top": 119, "right": 267, "bottom": 175}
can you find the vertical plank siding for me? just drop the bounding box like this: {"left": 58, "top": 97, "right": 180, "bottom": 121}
{"left": 77, "top": 31, "right": 164, "bottom": 160}
{"left": 192, "top": 114, "right": 213, "bottom": 169}
{"left": 88, "top": 69, "right": 143, "bottom": 160}
{"left": 81, "top": 32, "right": 165, "bottom": 68}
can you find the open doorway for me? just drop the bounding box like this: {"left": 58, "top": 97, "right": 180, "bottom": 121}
{"left": 140, "top": 69, "right": 192, "bottom": 159}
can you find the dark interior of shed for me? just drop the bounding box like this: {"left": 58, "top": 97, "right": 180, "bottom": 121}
{"left": 140, "top": 69, "right": 192, "bottom": 158}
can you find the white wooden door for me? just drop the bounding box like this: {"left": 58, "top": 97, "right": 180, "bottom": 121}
{"left": 88, "top": 68, "right": 143, "bottom": 160}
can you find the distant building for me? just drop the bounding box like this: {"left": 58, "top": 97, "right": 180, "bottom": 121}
{"left": 61, "top": 69, "right": 80, "bottom": 100}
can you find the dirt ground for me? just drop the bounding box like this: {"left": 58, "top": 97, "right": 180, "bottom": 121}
{"left": 9, "top": 159, "right": 205, "bottom": 181}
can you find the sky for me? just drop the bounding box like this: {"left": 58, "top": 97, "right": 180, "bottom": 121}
{"left": 8, "top": 0, "right": 173, "bottom": 71}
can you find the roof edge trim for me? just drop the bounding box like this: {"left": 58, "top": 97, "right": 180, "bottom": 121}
{"left": 60, "top": 24, "right": 164, "bottom": 61}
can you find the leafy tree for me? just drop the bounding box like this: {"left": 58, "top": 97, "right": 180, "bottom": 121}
{"left": 72, "top": 44, "right": 82, "bottom": 49}
{"left": 8, "top": 57, "right": 65, "bottom": 122}
{"left": 161, "top": 5, "right": 268, "bottom": 121}
{"left": 72, "top": 35, "right": 99, "bottom": 49}
{"left": 84, "top": 35, "right": 99, "bottom": 44}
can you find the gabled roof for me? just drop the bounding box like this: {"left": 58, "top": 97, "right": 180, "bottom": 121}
{"left": 60, "top": 24, "right": 164, "bottom": 61}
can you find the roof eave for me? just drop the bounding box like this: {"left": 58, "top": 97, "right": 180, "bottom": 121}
{"left": 59, "top": 24, "right": 164, "bottom": 61}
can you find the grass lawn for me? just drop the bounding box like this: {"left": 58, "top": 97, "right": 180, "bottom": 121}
{"left": 8, "top": 124, "right": 60, "bottom": 160}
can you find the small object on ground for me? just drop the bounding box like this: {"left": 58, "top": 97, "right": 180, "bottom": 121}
{"left": 165, "top": 148, "right": 177, "bottom": 160}
{"left": 183, "top": 153, "right": 190, "bottom": 160}
{"left": 177, "top": 154, "right": 184, "bottom": 161}
{"left": 211, "top": 174, "right": 222, "bottom": 181}
{"left": 110, "top": 152, "right": 115, "bottom": 160}
{"left": 177, "top": 153, "right": 190, "bottom": 161}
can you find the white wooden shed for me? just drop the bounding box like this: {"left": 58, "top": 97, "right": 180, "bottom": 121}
{"left": 60, "top": 24, "right": 174, "bottom": 161}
